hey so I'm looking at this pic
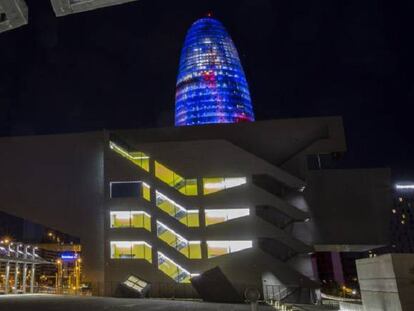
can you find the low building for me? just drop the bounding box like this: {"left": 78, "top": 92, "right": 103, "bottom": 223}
{"left": 0, "top": 117, "right": 392, "bottom": 301}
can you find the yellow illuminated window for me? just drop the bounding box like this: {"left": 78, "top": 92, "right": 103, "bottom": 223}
{"left": 155, "top": 162, "right": 174, "bottom": 186}
{"left": 110, "top": 211, "right": 151, "bottom": 232}
{"left": 156, "top": 221, "right": 201, "bottom": 259}
{"left": 155, "top": 191, "right": 199, "bottom": 227}
{"left": 154, "top": 161, "right": 198, "bottom": 196}
{"left": 110, "top": 241, "right": 152, "bottom": 262}
{"left": 205, "top": 209, "right": 250, "bottom": 226}
{"left": 142, "top": 182, "right": 151, "bottom": 201}
{"left": 110, "top": 211, "right": 130, "bottom": 228}
{"left": 203, "top": 177, "right": 247, "bottom": 195}
{"left": 109, "top": 142, "right": 150, "bottom": 172}
{"left": 207, "top": 241, "right": 252, "bottom": 258}
{"left": 157, "top": 252, "right": 197, "bottom": 283}
{"left": 131, "top": 212, "right": 151, "bottom": 231}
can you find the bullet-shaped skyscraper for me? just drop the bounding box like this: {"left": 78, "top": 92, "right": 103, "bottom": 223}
{"left": 175, "top": 17, "right": 255, "bottom": 126}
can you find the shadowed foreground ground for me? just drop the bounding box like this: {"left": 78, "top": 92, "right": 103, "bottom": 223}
{"left": 0, "top": 294, "right": 274, "bottom": 311}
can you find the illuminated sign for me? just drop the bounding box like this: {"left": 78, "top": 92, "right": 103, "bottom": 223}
{"left": 60, "top": 251, "right": 78, "bottom": 261}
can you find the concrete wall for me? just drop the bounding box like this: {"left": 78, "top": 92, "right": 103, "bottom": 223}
{"left": 0, "top": 132, "right": 105, "bottom": 293}
{"left": 302, "top": 168, "right": 392, "bottom": 249}
{"left": 113, "top": 116, "right": 346, "bottom": 171}
{"left": 340, "top": 301, "right": 364, "bottom": 311}
{"left": 356, "top": 254, "right": 414, "bottom": 311}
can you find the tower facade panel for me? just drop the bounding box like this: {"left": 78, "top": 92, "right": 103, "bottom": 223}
{"left": 175, "top": 18, "right": 255, "bottom": 126}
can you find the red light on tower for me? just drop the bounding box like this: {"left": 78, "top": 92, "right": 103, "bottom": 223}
{"left": 206, "top": 12, "right": 213, "bottom": 17}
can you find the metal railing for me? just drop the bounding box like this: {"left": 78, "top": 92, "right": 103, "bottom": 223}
{"left": 263, "top": 285, "right": 299, "bottom": 301}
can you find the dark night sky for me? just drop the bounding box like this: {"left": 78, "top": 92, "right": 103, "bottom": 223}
{"left": 0, "top": 0, "right": 413, "bottom": 179}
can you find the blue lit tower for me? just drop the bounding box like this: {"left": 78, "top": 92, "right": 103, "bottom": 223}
{"left": 175, "top": 17, "right": 255, "bottom": 126}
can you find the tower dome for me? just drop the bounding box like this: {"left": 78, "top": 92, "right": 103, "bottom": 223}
{"left": 175, "top": 17, "right": 255, "bottom": 126}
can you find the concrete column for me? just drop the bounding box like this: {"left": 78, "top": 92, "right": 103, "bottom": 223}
{"left": 13, "top": 244, "right": 21, "bottom": 293}
{"left": 196, "top": 177, "right": 208, "bottom": 259}
{"left": 149, "top": 158, "right": 155, "bottom": 175}
{"left": 22, "top": 245, "right": 29, "bottom": 293}
{"left": 201, "top": 241, "right": 208, "bottom": 259}
{"left": 149, "top": 177, "right": 158, "bottom": 269}
{"left": 151, "top": 213, "right": 158, "bottom": 269}
{"left": 30, "top": 247, "right": 37, "bottom": 293}
{"left": 331, "top": 252, "right": 345, "bottom": 286}
{"left": 22, "top": 264, "right": 28, "bottom": 293}
{"left": 5, "top": 262, "right": 10, "bottom": 293}
{"left": 30, "top": 264, "right": 35, "bottom": 293}
{"left": 14, "top": 263, "right": 19, "bottom": 293}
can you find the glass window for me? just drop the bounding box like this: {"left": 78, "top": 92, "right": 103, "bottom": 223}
{"left": 110, "top": 211, "right": 151, "bottom": 231}
{"left": 207, "top": 241, "right": 252, "bottom": 258}
{"left": 155, "top": 191, "right": 199, "bottom": 227}
{"left": 109, "top": 142, "right": 150, "bottom": 172}
{"left": 110, "top": 182, "right": 141, "bottom": 198}
{"left": 205, "top": 209, "right": 250, "bottom": 226}
{"left": 110, "top": 241, "right": 152, "bottom": 262}
{"left": 110, "top": 211, "right": 130, "bottom": 228}
{"left": 203, "top": 177, "right": 247, "bottom": 195}
{"left": 155, "top": 161, "right": 175, "bottom": 186}
{"left": 156, "top": 221, "right": 201, "bottom": 259}
{"left": 154, "top": 161, "right": 198, "bottom": 196}
{"left": 110, "top": 181, "right": 151, "bottom": 201}
{"left": 131, "top": 212, "right": 152, "bottom": 231}
{"left": 157, "top": 252, "right": 198, "bottom": 283}
{"left": 142, "top": 182, "right": 151, "bottom": 201}
{"left": 123, "top": 275, "right": 148, "bottom": 293}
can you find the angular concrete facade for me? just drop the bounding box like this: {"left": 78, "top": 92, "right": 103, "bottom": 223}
{"left": 50, "top": 0, "right": 138, "bottom": 17}
{"left": 0, "top": 117, "right": 392, "bottom": 301}
{"left": 0, "top": 0, "right": 28, "bottom": 33}
{"left": 356, "top": 254, "right": 414, "bottom": 311}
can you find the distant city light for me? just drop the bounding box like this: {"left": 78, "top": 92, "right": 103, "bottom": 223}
{"left": 395, "top": 183, "right": 414, "bottom": 190}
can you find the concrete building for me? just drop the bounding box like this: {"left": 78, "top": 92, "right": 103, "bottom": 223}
{"left": 0, "top": 117, "right": 392, "bottom": 301}
{"left": 50, "top": 0, "right": 138, "bottom": 17}
{"left": 0, "top": 0, "right": 28, "bottom": 33}
{"left": 391, "top": 185, "right": 414, "bottom": 253}
{"left": 356, "top": 253, "right": 414, "bottom": 311}
{"left": 0, "top": 0, "right": 139, "bottom": 34}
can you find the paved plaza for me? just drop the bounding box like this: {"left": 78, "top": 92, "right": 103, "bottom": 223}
{"left": 0, "top": 294, "right": 275, "bottom": 311}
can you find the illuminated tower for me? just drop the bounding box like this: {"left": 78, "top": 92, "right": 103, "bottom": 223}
{"left": 175, "top": 17, "right": 255, "bottom": 126}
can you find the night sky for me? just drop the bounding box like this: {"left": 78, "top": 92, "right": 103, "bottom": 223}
{"left": 0, "top": 0, "right": 413, "bottom": 179}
